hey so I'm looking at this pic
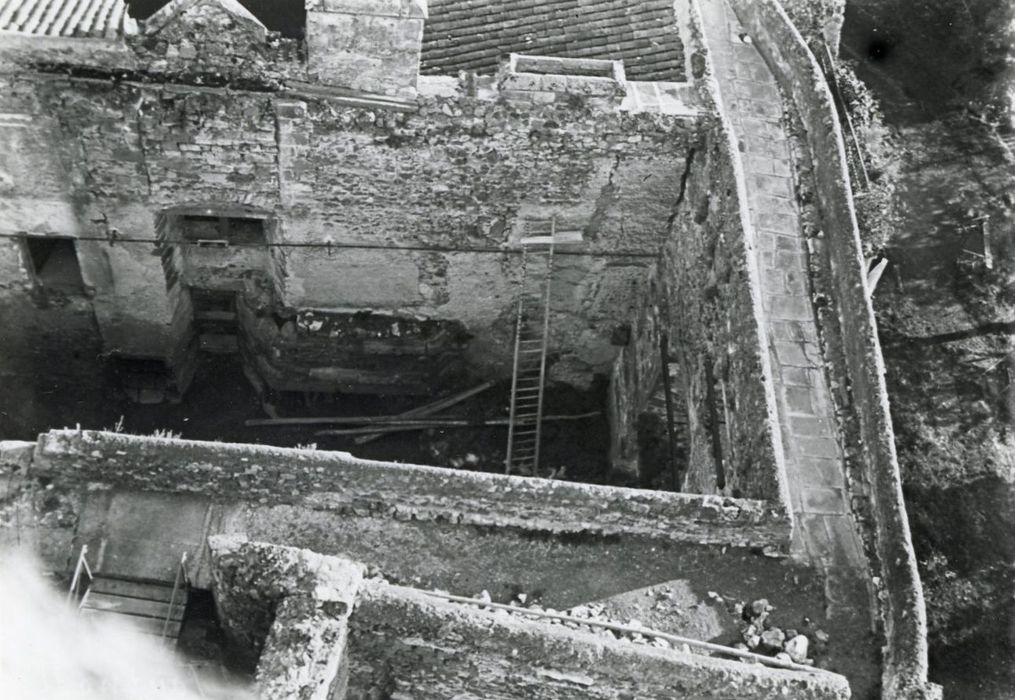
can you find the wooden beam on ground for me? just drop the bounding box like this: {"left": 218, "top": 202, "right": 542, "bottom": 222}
{"left": 313, "top": 412, "right": 600, "bottom": 437}
{"left": 354, "top": 379, "right": 497, "bottom": 444}
{"left": 243, "top": 380, "right": 496, "bottom": 429}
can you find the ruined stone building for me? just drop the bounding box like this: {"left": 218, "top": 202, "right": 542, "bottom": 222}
{"left": 0, "top": 0, "right": 941, "bottom": 698}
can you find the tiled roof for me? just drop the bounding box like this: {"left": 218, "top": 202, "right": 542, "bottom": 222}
{"left": 0, "top": 0, "right": 138, "bottom": 38}
{"left": 421, "top": 0, "right": 686, "bottom": 82}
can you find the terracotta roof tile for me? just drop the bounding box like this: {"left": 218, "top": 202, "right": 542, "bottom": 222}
{"left": 422, "top": 0, "right": 686, "bottom": 81}
{"left": 0, "top": 0, "right": 138, "bottom": 38}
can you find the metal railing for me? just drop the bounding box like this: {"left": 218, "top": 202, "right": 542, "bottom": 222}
{"left": 66, "top": 545, "right": 94, "bottom": 608}
{"left": 816, "top": 41, "right": 871, "bottom": 194}
{"left": 162, "top": 551, "right": 191, "bottom": 643}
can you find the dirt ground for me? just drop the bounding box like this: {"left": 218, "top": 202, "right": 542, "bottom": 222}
{"left": 0, "top": 293, "right": 613, "bottom": 487}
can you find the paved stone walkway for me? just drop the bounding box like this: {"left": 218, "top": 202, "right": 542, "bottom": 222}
{"left": 697, "top": 1, "right": 879, "bottom": 694}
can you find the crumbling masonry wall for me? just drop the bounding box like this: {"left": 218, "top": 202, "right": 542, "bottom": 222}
{"left": 30, "top": 430, "right": 790, "bottom": 548}
{"left": 346, "top": 581, "right": 850, "bottom": 700}
{"left": 662, "top": 126, "right": 784, "bottom": 503}
{"left": 205, "top": 537, "right": 850, "bottom": 700}
{"left": 0, "top": 65, "right": 702, "bottom": 387}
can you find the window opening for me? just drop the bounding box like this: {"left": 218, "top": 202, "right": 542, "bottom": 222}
{"left": 180, "top": 215, "right": 266, "bottom": 246}
{"left": 24, "top": 236, "right": 86, "bottom": 293}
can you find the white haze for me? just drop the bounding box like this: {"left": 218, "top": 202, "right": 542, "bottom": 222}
{"left": 0, "top": 548, "right": 253, "bottom": 699}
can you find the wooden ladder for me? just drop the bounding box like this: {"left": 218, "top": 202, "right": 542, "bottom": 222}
{"left": 505, "top": 233, "right": 554, "bottom": 475}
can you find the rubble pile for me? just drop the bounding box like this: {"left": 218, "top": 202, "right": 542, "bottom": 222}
{"left": 727, "top": 597, "right": 830, "bottom": 666}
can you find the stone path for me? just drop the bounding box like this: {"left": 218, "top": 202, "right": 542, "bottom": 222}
{"left": 697, "top": 0, "right": 879, "bottom": 694}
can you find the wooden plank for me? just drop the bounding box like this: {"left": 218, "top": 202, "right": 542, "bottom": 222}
{"left": 81, "top": 609, "right": 182, "bottom": 637}
{"left": 244, "top": 380, "right": 497, "bottom": 429}
{"left": 354, "top": 379, "right": 498, "bottom": 444}
{"left": 82, "top": 592, "right": 184, "bottom": 621}
{"left": 90, "top": 576, "right": 177, "bottom": 602}
{"left": 314, "top": 411, "right": 599, "bottom": 437}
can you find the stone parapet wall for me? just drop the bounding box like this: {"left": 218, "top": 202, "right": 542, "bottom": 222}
{"left": 347, "top": 580, "right": 850, "bottom": 699}
{"left": 206, "top": 537, "right": 848, "bottom": 699}
{"left": 32, "top": 430, "right": 791, "bottom": 548}
{"left": 725, "top": 1, "right": 936, "bottom": 697}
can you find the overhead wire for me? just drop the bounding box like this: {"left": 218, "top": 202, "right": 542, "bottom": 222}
{"left": 0, "top": 231, "right": 661, "bottom": 259}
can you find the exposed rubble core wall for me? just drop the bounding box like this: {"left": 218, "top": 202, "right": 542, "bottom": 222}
{"left": 776, "top": 0, "right": 845, "bottom": 51}
{"left": 30, "top": 430, "right": 791, "bottom": 547}
{"left": 662, "top": 127, "right": 784, "bottom": 504}
{"left": 606, "top": 267, "right": 665, "bottom": 478}
{"left": 0, "top": 440, "right": 78, "bottom": 567}
{"left": 204, "top": 538, "right": 848, "bottom": 699}
{"left": 727, "top": 1, "right": 935, "bottom": 697}
{"left": 346, "top": 581, "right": 851, "bottom": 700}
{"left": 208, "top": 536, "right": 363, "bottom": 697}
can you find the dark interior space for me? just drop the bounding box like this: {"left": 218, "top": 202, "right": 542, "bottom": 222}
{"left": 180, "top": 215, "right": 266, "bottom": 245}
{"left": 24, "top": 236, "right": 86, "bottom": 293}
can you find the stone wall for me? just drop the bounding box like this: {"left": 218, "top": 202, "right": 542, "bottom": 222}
{"left": 207, "top": 536, "right": 363, "bottom": 697}
{"left": 727, "top": 1, "right": 936, "bottom": 697}
{"left": 347, "top": 581, "right": 850, "bottom": 699}
{"left": 205, "top": 537, "right": 848, "bottom": 700}
{"left": 662, "top": 127, "right": 784, "bottom": 504}
{"left": 606, "top": 265, "right": 666, "bottom": 478}
{"left": 31, "top": 430, "right": 791, "bottom": 548}
{"left": 0, "top": 62, "right": 701, "bottom": 387}
{"left": 777, "top": 0, "right": 845, "bottom": 50}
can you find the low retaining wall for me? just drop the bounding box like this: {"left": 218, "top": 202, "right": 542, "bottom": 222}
{"left": 32, "top": 430, "right": 790, "bottom": 548}
{"left": 208, "top": 538, "right": 849, "bottom": 700}
{"left": 348, "top": 580, "right": 850, "bottom": 700}
{"left": 724, "top": 1, "right": 936, "bottom": 697}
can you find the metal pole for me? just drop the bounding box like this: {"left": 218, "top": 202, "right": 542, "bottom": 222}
{"left": 67, "top": 545, "right": 88, "bottom": 604}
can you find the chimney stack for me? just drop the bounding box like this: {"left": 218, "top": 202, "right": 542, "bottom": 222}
{"left": 305, "top": 0, "right": 428, "bottom": 99}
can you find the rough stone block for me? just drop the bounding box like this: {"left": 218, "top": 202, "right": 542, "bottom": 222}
{"left": 769, "top": 295, "right": 812, "bottom": 321}
{"left": 798, "top": 436, "right": 840, "bottom": 460}
{"left": 801, "top": 487, "right": 847, "bottom": 515}
{"left": 306, "top": 12, "right": 423, "bottom": 97}
{"left": 784, "top": 386, "right": 815, "bottom": 414}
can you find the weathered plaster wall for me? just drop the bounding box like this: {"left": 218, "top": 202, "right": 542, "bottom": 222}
{"left": 30, "top": 430, "right": 790, "bottom": 548}
{"left": 305, "top": 0, "right": 426, "bottom": 99}
{"left": 347, "top": 581, "right": 850, "bottom": 700}
{"left": 0, "top": 64, "right": 701, "bottom": 386}
{"left": 727, "top": 1, "right": 936, "bottom": 697}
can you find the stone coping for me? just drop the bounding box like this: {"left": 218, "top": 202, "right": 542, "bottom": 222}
{"left": 31, "top": 429, "right": 791, "bottom": 548}
{"left": 724, "top": 1, "right": 937, "bottom": 697}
